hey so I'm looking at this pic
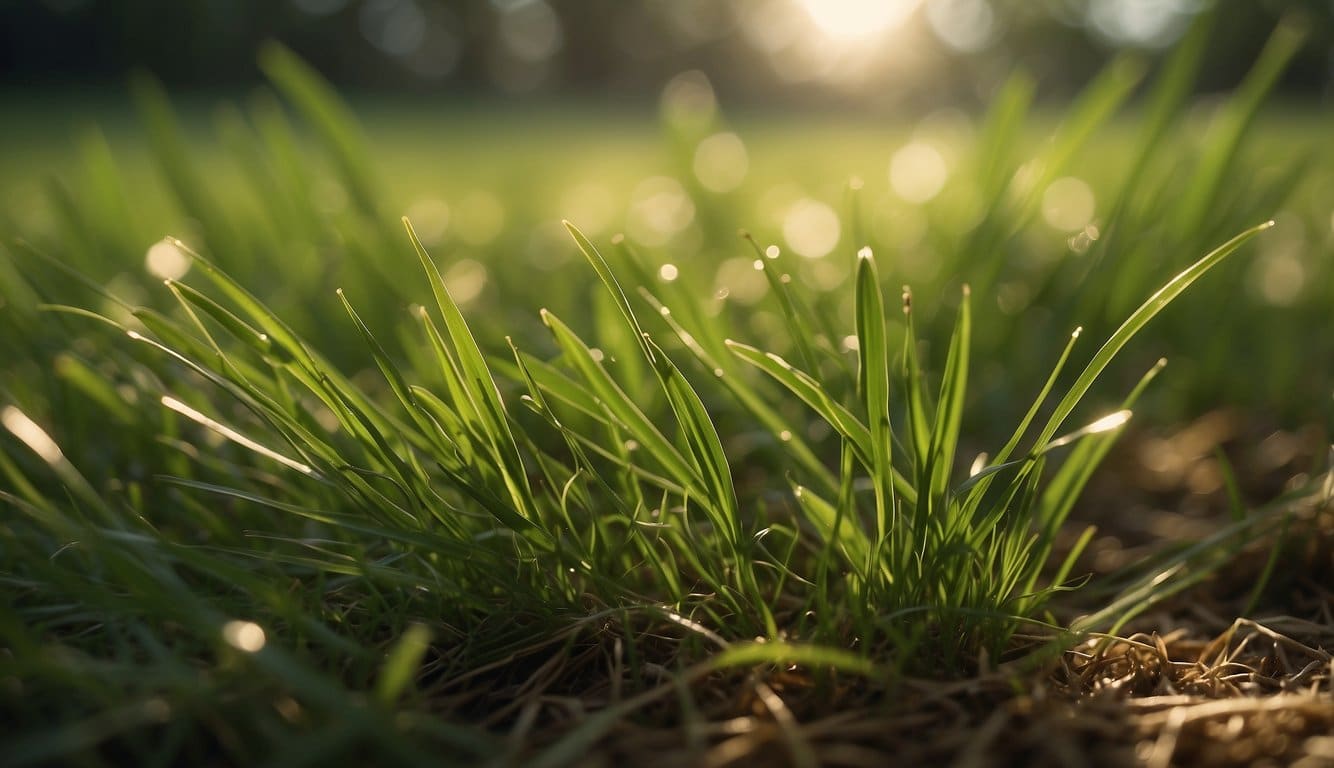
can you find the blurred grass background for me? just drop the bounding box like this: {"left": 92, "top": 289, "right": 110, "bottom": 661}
{"left": 4, "top": 86, "right": 1330, "bottom": 430}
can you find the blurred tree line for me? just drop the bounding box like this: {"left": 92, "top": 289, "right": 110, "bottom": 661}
{"left": 1, "top": 0, "right": 1330, "bottom": 108}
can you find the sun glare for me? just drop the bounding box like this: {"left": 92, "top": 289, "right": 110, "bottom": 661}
{"left": 795, "top": 0, "right": 920, "bottom": 42}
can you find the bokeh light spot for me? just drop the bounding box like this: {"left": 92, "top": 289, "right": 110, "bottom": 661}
{"left": 560, "top": 183, "right": 617, "bottom": 235}
{"left": 693, "top": 132, "right": 749, "bottom": 193}
{"left": 890, "top": 142, "right": 949, "bottom": 204}
{"left": 925, "top": 0, "right": 997, "bottom": 52}
{"left": 794, "top": 0, "right": 920, "bottom": 42}
{"left": 222, "top": 621, "right": 267, "bottom": 653}
{"left": 628, "top": 176, "right": 695, "bottom": 246}
{"left": 359, "top": 0, "right": 427, "bottom": 57}
{"left": 1254, "top": 252, "right": 1304, "bottom": 306}
{"left": 497, "top": 0, "right": 564, "bottom": 63}
{"left": 405, "top": 199, "right": 451, "bottom": 246}
{"left": 783, "top": 198, "right": 841, "bottom": 259}
{"left": 146, "top": 240, "right": 191, "bottom": 281}
{"left": 1086, "top": 0, "right": 1199, "bottom": 48}
{"left": 444, "top": 259, "right": 488, "bottom": 305}
{"left": 714, "top": 257, "right": 769, "bottom": 304}
{"left": 454, "top": 192, "right": 506, "bottom": 245}
{"left": 661, "top": 71, "right": 717, "bottom": 129}
{"left": 1041, "top": 177, "right": 1096, "bottom": 231}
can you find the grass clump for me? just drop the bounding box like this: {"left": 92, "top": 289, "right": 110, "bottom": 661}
{"left": 0, "top": 16, "right": 1327, "bottom": 766}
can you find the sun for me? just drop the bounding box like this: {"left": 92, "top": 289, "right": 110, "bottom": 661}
{"left": 794, "top": 0, "right": 922, "bottom": 42}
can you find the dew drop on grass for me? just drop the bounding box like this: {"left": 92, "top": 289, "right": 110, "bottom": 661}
{"left": 840, "top": 335, "right": 860, "bottom": 352}
{"left": 659, "top": 263, "right": 679, "bottom": 282}
{"left": 765, "top": 245, "right": 780, "bottom": 259}
{"left": 778, "top": 430, "right": 793, "bottom": 442}
{"left": 589, "top": 348, "right": 605, "bottom": 363}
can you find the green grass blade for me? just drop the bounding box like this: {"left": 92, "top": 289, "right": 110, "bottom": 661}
{"left": 374, "top": 623, "right": 433, "bottom": 706}
{"left": 854, "top": 248, "right": 894, "bottom": 545}
{"left": 403, "top": 218, "right": 537, "bottom": 525}
{"left": 259, "top": 42, "right": 380, "bottom": 219}
{"left": 638, "top": 287, "right": 834, "bottom": 495}
{"left": 563, "top": 221, "right": 655, "bottom": 366}
{"left": 926, "top": 286, "right": 970, "bottom": 501}
{"left": 899, "top": 287, "right": 931, "bottom": 472}
{"left": 542, "top": 309, "right": 696, "bottom": 485}
{"left": 1033, "top": 221, "right": 1272, "bottom": 448}
{"left": 1172, "top": 19, "right": 1306, "bottom": 238}
{"left": 726, "top": 339, "right": 918, "bottom": 505}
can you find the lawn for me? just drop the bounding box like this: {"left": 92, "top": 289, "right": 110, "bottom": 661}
{"left": 1, "top": 26, "right": 1331, "bottom": 768}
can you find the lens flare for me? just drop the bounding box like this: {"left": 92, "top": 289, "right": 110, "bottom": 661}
{"left": 794, "top": 0, "right": 920, "bottom": 42}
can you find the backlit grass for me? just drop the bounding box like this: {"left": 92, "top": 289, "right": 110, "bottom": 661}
{"left": 1, "top": 13, "right": 1330, "bottom": 766}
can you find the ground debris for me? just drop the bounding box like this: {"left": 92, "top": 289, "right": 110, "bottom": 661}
{"left": 517, "top": 611, "right": 1333, "bottom": 767}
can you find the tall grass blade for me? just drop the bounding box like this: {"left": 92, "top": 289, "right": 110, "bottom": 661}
{"left": 1034, "top": 221, "right": 1272, "bottom": 447}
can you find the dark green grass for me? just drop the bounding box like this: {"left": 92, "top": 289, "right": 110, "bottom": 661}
{"left": 1, "top": 14, "right": 1331, "bottom": 767}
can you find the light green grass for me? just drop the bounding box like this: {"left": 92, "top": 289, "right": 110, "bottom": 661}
{"left": 1, "top": 13, "right": 1331, "bottom": 766}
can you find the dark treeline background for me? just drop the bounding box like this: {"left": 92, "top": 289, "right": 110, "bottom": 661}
{"left": 1, "top": 0, "right": 1331, "bottom": 109}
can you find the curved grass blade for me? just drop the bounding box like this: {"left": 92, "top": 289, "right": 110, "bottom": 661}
{"left": 1033, "top": 221, "right": 1272, "bottom": 448}
{"left": 404, "top": 218, "right": 538, "bottom": 529}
